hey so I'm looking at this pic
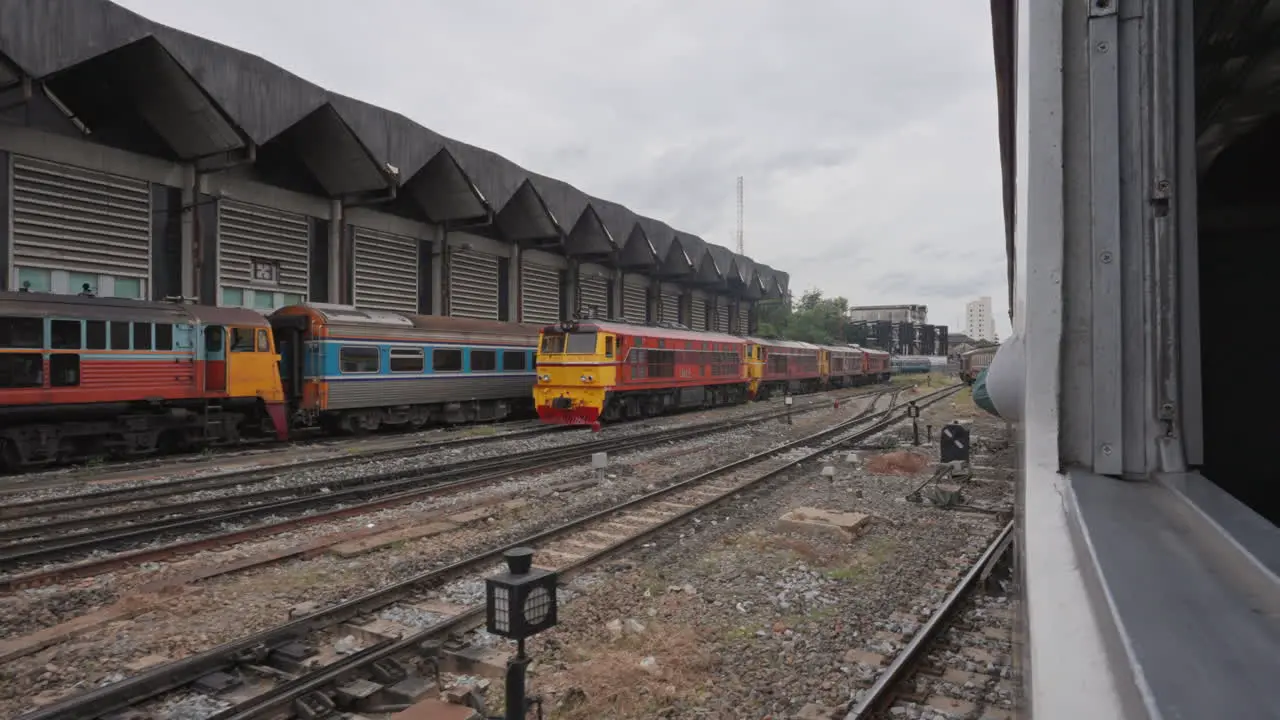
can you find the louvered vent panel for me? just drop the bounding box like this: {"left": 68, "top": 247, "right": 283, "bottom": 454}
{"left": 12, "top": 156, "right": 150, "bottom": 278}
{"left": 622, "top": 276, "right": 648, "bottom": 324}
{"left": 353, "top": 227, "right": 418, "bottom": 312}
{"left": 660, "top": 293, "right": 680, "bottom": 324}
{"left": 521, "top": 260, "right": 561, "bottom": 325}
{"left": 218, "top": 199, "right": 309, "bottom": 295}
{"left": 449, "top": 248, "right": 500, "bottom": 320}
{"left": 737, "top": 304, "right": 751, "bottom": 335}
{"left": 690, "top": 294, "right": 707, "bottom": 331}
{"left": 578, "top": 274, "right": 609, "bottom": 319}
{"left": 717, "top": 305, "right": 730, "bottom": 333}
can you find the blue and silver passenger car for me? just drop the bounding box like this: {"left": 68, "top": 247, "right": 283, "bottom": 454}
{"left": 270, "top": 303, "right": 540, "bottom": 432}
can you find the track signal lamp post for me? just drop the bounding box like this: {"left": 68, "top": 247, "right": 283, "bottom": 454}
{"left": 484, "top": 548, "right": 558, "bottom": 720}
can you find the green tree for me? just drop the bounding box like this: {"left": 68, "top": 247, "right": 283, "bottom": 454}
{"left": 754, "top": 288, "right": 854, "bottom": 345}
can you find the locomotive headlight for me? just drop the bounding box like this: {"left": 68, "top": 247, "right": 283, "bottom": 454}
{"left": 539, "top": 374, "right": 551, "bottom": 382}
{"left": 580, "top": 374, "right": 589, "bottom": 383}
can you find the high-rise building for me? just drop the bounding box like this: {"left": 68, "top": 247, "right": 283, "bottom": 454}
{"left": 965, "top": 296, "right": 998, "bottom": 342}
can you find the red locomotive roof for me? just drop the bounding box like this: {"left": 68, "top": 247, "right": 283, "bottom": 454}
{"left": 745, "top": 336, "right": 823, "bottom": 352}
{"left": 554, "top": 321, "right": 749, "bottom": 345}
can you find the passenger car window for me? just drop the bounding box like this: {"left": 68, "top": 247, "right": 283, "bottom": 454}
{"left": 390, "top": 348, "right": 425, "bottom": 373}
{"left": 470, "top": 350, "right": 496, "bottom": 371}
{"left": 433, "top": 348, "right": 462, "bottom": 372}
{"left": 0, "top": 317, "right": 44, "bottom": 348}
{"left": 340, "top": 346, "right": 380, "bottom": 373}
{"left": 50, "top": 320, "right": 82, "bottom": 349}
{"left": 502, "top": 351, "right": 527, "bottom": 371}
{"left": 110, "top": 322, "right": 131, "bottom": 350}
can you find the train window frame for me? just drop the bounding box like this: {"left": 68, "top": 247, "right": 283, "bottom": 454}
{"left": 50, "top": 319, "right": 82, "bottom": 350}
{"left": 340, "top": 345, "right": 381, "bottom": 374}
{"left": 502, "top": 350, "right": 527, "bottom": 372}
{"left": 230, "top": 327, "right": 255, "bottom": 353}
{"left": 604, "top": 336, "right": 614, "bottom": 358}
{"left": 86, "top": 321, "right": 107, "bottom": 350}
{"left": 470, "top": 349, "right": 497, "bottom": 372}
{"left": 133, "top": 322, "right": 153, "bottom": 351}
{"left": 154, "top": 324, "right": 173, "bottom": 352}
{"left": 540, "top": 334, "right": 566, "bottom": 354}
{"left": 565, "top": 332, "right": 598, "bottom": 355}
{"left": 109, "top": 321, "right": 131, "bottom": 350}
{"left": 50, "top": 353, "right": 80, "bottom": 387}
{"left": 0, "top": 317, "right": 44, "bottom": 349}
{"left": 433, "top": 348, "right": 463, "bottom": 373}
{"left": 0, "top": 352, "right": 43, "bottom": 388}
{"left": 389, "top": 348, "right": 425, "bottom": 373}
{"left": 256, "top": 329, "right": 270, "bottom": 353}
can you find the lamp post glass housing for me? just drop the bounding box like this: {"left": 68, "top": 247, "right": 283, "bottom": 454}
{"left": 485, "top": 548, "right": 559, "bottom": 641}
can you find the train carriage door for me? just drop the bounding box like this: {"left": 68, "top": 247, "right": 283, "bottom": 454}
{"left": 203, "top": 325, "right": 228, "bottom": 393}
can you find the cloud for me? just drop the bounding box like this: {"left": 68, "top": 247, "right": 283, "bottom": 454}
{"left": 116, "top": 0, "right": 1010, "bottom": 338}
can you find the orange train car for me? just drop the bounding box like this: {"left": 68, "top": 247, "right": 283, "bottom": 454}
{"left": 0, "top": 291, "right": 286, "bottom": 468}
{"left": 534, "top": 320, "right": 751, "bottom": 425}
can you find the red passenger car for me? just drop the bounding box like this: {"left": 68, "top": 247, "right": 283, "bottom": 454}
{"left": 750, "top": 339, "right": 824, "bottom": 399}
{"left": 861, "top": 346, "right": 891, "bottom": 381}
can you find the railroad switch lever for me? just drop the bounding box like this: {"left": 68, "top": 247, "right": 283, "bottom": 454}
{"left": 907, "top": 401, "right": 921, "bottom": 446}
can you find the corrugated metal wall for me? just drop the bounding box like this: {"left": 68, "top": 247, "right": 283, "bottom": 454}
{"left": 449, "top": 248, "right": 500, "bottom": 320}
{"left": 690, "top": 292, "right": 707, "bottom": 331}
{"left": 353, "top": 226, "right": 418, "bottom": 313}
{"left": 521, "top": 259, "right": 561, "bottom": 325}
{"left": 218, "top": 199, "right": 309, "bottom": 306}
{"left": 11, "top": 156, "right": 150, "bottom": 290}
{"left": 716, "top": 305, "right": 730, "bottom": 333}
{"left": 578, "top": 273, "right": 609, "bottom": 319}
{"left": 623, "top": 274, "right": 648, "bottom": 324}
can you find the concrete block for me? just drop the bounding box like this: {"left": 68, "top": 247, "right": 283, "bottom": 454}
{"left": 329, "top": 521, "right": 457, "bottom": 558}
{"left": 776, "top": 507, "right": 871, "bottom": 541}
{"left": 391, "top": 698, "right": 480, "bottom": 720}
{"left": 925, "top": 696, "right": 976, "bottom": 716}
{"left": 382, "top": 676, "right": 438, "bottom": 706}
{"left": 441, "top": 644, "right": 512, "bottom": 679}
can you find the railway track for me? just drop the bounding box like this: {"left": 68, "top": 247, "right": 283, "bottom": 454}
{"left": 0, "top": 421, "right": 560, "bottom": 501}
{"left": 842, "top": 520, "right": 1015, "bottom": 720}
{"left": 13, "top": 384, "right": 961, "bottom": 720}
{"left": 0, "top": 387, "right": 891, "bottom": 589}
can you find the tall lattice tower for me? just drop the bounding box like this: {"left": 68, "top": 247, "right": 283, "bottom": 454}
{"left": 735, "top": 176, "right": 744, "bottom": 254}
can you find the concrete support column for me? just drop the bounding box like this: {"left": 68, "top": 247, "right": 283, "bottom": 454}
{"left": 431, "top": 228, "right": 445, "bottom": 316}
{"left": 328, "top": 198, "right": 342, "bottom": 303}
{"left": 508, "top": 243, "right": 521, "bottom": 322}
{"left": 180, "top": 164, "right": 196, "bottom": 298}
{"left": 648, "top": 276, "right": 661, "bottom": 324}
{"left": 563, "top": 257, "right": 580, "bottom": 322}
{"left": 612, "top": 267, "right": 624, "bottom": 321}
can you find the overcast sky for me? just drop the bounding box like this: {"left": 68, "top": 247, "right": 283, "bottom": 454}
{"left": 116, "top": 0, "right": 1009, "bottom": 338}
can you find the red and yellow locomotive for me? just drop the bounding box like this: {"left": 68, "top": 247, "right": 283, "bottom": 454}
{"left": 533, "top": 321, "right": 750, "bottom": 425}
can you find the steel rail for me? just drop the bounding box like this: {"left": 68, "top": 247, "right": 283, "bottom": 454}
{"left": 0, "top": 385, "right": 879, "bottom": 522}
{"left": 15, "top": 384, "right": 959, "bottom": 720}
{"left": 842, "top": 518, "right": 1015, "bottom": 720}
{"left": 0, "top": 388, "right": 891, "bottom": 584}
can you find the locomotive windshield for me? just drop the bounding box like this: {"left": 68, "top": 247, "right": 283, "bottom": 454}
{"left": 541, "top": 331, "right": 598, "bottom": 355}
